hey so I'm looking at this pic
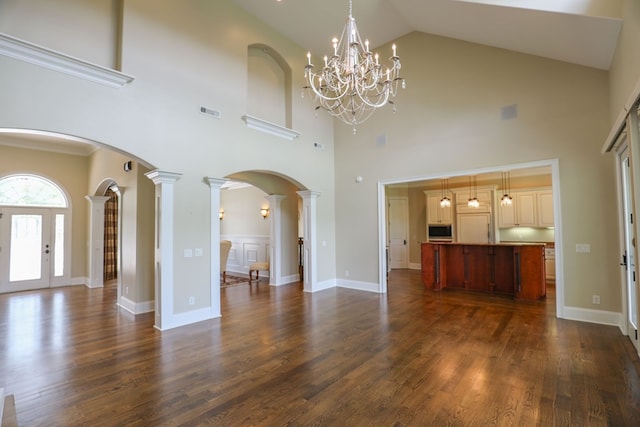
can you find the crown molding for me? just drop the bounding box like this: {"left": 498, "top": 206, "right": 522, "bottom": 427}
{"left": 0, "top": 32, "right": 134, "bottom": 88}
{"left": 242, "top": 115, "right": 301, "bottom": 141}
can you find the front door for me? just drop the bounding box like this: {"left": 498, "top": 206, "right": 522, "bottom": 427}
{"left": 0, "top": 208, "right": 61, "bottom": 293}
{"left": 619, "top": 145, "right": 639, "bottom": 352}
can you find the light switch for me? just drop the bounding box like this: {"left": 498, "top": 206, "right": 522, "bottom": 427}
{"left": 184, "top": 249, "right": 193, "bottom": 258}
{"left": 195, "top": 248, "right": 203, "bottom": 257}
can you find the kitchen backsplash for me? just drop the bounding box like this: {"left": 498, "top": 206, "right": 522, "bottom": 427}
{"left": 499, "top": 227, "right": 554, "bottom": 243}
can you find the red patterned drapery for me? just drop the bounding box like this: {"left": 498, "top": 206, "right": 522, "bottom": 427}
{"left": 103, "top": 188, "right": 118, "bottom": 281}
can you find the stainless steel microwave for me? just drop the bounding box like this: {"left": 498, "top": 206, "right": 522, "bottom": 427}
{"left": 428, "top": 224, "right": 453, "bottom": 241}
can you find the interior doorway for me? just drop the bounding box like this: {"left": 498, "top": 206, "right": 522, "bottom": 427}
{"left": 618, "top": 143, "right": 639, "bottom": 352}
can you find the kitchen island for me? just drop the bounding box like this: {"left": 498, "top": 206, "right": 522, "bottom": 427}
{"left": 421, "top": 242, "right": 546, "bottom": 301}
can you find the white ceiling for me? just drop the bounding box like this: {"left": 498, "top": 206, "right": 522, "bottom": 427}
{"left": 232, "top": 0, "right": 622, "bottom": 70}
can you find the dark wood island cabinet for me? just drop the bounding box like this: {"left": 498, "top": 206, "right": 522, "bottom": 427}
{"left": 421, "top": 242, "right": 546, "bottom": 301}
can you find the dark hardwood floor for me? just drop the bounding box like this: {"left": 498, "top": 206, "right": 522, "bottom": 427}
{"left": 1, "top": 270, "right": 639, "bottom": 426}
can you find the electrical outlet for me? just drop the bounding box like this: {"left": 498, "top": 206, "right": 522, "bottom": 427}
{"left": 592, "top": 295, "right": 600, "bottom": 305}
{"left": 188, "top": 296, "right": 195, "bottom": 305}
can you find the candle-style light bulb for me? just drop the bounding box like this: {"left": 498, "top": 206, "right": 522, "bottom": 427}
{"left": 365, "top": 40, "right": 369, "bottom": 52}
{"left": 332, "top": 37, "right": 338, "bottom": 55}
{"left": 307, "top": 52, "right": 311, "bottom": 65}
{"left": 392, "top": 44, "right": 397, "bottom": 57}
{"left": 324, "top": 55, "right": 328, "bottom": 67}
{"left": 375, "top": 53, "right": 379, "bottom": 65}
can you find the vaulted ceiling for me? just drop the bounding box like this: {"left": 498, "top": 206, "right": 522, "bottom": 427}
{"left": 232, "top": 0, "right": 622, "bottom": 70}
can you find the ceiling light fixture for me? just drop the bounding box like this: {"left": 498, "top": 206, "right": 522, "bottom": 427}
{"left": 500, "top": 171, "right": 513, "bottom": 206}
{"left": 303, "top": 0, "right": 405, "bottom": 134}
{"left": 468, "top": 176, "right": 480, "bottom": 208}
{"left": 440, "top": 178, "right": 451, "bottom": 208}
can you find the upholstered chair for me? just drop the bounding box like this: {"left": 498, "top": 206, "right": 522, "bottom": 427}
{"left": 220, "top": 240, "right": 232, "bottom": 283}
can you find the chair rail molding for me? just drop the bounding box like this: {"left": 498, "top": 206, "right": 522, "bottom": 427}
{"left": 0, "top": 32, "right": 134, "bottom": 88}
{"left": 241, "top": 114, "right": 301, "bottom": 141}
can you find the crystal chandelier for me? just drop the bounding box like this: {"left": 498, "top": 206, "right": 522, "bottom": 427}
{"left": 303, "top": 0, "right": 405, "bottom": 133}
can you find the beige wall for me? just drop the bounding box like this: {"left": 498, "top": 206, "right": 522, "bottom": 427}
{"left": 88, "top": 148, "right": 155, "bottom": 304}
{"left": 609, "top": 0, "right": 640, "bottom": 121}
{"left": 0, "top": 143, "right": 89, "bottom": 280}
{"left": 335, "top": 31, "right": 618, "bottom": 312}
{"left": 0, "top": 0, "right": 119, "bottom": 68}
{"left": 220, "top": 186, "right": 271, "bottom": 236}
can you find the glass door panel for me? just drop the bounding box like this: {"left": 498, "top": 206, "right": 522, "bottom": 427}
{"left": 0, "top": 208, "right": 51, "bottom": 293}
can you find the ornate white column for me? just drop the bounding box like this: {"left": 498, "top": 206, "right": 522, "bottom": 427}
{"left": 205, "top": 177, "right": 227, "bottom": 318}
{"left": 145, "top": 170, "right": 182, "bottom": 331}
{"left": 265, "top": 195, "right": 286, "bottom": 285}
{"left": 297, "top": 190, "right": 320, "bottom": 292}
{"left": 85, "top": 195, "right": 110, "bottom": 288}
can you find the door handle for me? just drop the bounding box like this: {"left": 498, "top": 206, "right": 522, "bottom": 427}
{"left": 404, "top": 240, "right": 407, "bottom": 245}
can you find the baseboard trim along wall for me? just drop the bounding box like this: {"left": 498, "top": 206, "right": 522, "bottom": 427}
{"left": 337, "top": 279, "right": 380, "bottom": 293}
{"left": 562, "top": 306, "right": 622, "bottom": 331}
{"left": 118, "top": 297, "right": 154, "bottom": 315}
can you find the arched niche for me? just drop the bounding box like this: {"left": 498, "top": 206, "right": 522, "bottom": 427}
{"left": 247, "top": 44, "right": 292, "bottom": 129}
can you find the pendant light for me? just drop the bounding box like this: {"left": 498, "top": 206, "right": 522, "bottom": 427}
{"left": 501, "top": 171, "right": 513, "bottom": 206}
{"left": 468, "top": 175, "right": 480, "bottom": 208}
{"left": 440, "top": 178, "right": 451, "bottom": 208}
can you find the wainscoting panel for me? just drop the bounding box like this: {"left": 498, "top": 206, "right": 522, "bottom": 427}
{"left": 223, "top": 235, "right": 270, "bottom": 275}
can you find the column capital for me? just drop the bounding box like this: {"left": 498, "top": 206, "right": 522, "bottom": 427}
{"left": 297, "top": 190, "right": 321, "bottom": 199}
{"left": 205, "top": 177, "right": 227, "bottom": 189}
{"left": 145, "top": 170, "right": 182, "bottom": 185}
{"left": 85, "top": 195, "right": 111, "bottom": 204}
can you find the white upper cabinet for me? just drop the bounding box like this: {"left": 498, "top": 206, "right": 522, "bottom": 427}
{"left": 537, "top": 190, "right": 554, "bottom": 227}
{"left": 499, "top": 188, "right": 554, "bottom": 228}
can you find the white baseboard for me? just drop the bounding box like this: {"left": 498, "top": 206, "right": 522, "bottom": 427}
{"left": 271, "top": 273, "right": 300, "bottom": 286}
{"left": 304, "top": 279, "right": 336, "bottom": 293}
{"left": 337, "top": 279, "right": 381, "bottom": 293}
{"left": 118, "top": 296, "right": 154, "bottom": 315}
{"left": 562, "top": 306, "right": 622, "bottom": 330}
{"left": 70, "top": 276, "right": 87, "bottom": 286}
{"left": 164, "top": 307, "right": 220, "bottom": 330}
{"left": 408, "top": 263, "right": 421, "bottom": 270}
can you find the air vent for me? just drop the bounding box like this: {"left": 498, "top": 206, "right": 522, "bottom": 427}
{"left": 200, "top": 106, "right": 221, "bottom": 119}
{"left": 501, "top": 104, "right": 518, "bottom": 120}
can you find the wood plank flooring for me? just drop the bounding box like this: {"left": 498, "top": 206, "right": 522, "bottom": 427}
{"left": 1, "top": 270, "right": 639, "bottom": 426}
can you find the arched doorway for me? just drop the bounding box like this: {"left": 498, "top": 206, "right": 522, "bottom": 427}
{"left": 0, "top": 174, "right": 71, "bottom": 293}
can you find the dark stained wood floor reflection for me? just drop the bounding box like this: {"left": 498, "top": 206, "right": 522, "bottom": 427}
{"left": 1, "top": 270, "right": 639, "bottom": 426}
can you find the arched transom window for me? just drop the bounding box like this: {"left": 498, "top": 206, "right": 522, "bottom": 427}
{"left": 0, "top": 175, "right": 67, "bottom": 208}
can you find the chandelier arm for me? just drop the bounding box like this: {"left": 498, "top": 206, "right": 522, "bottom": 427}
{"left": 306, "top": 71, "right": 352, "bottom": 101}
